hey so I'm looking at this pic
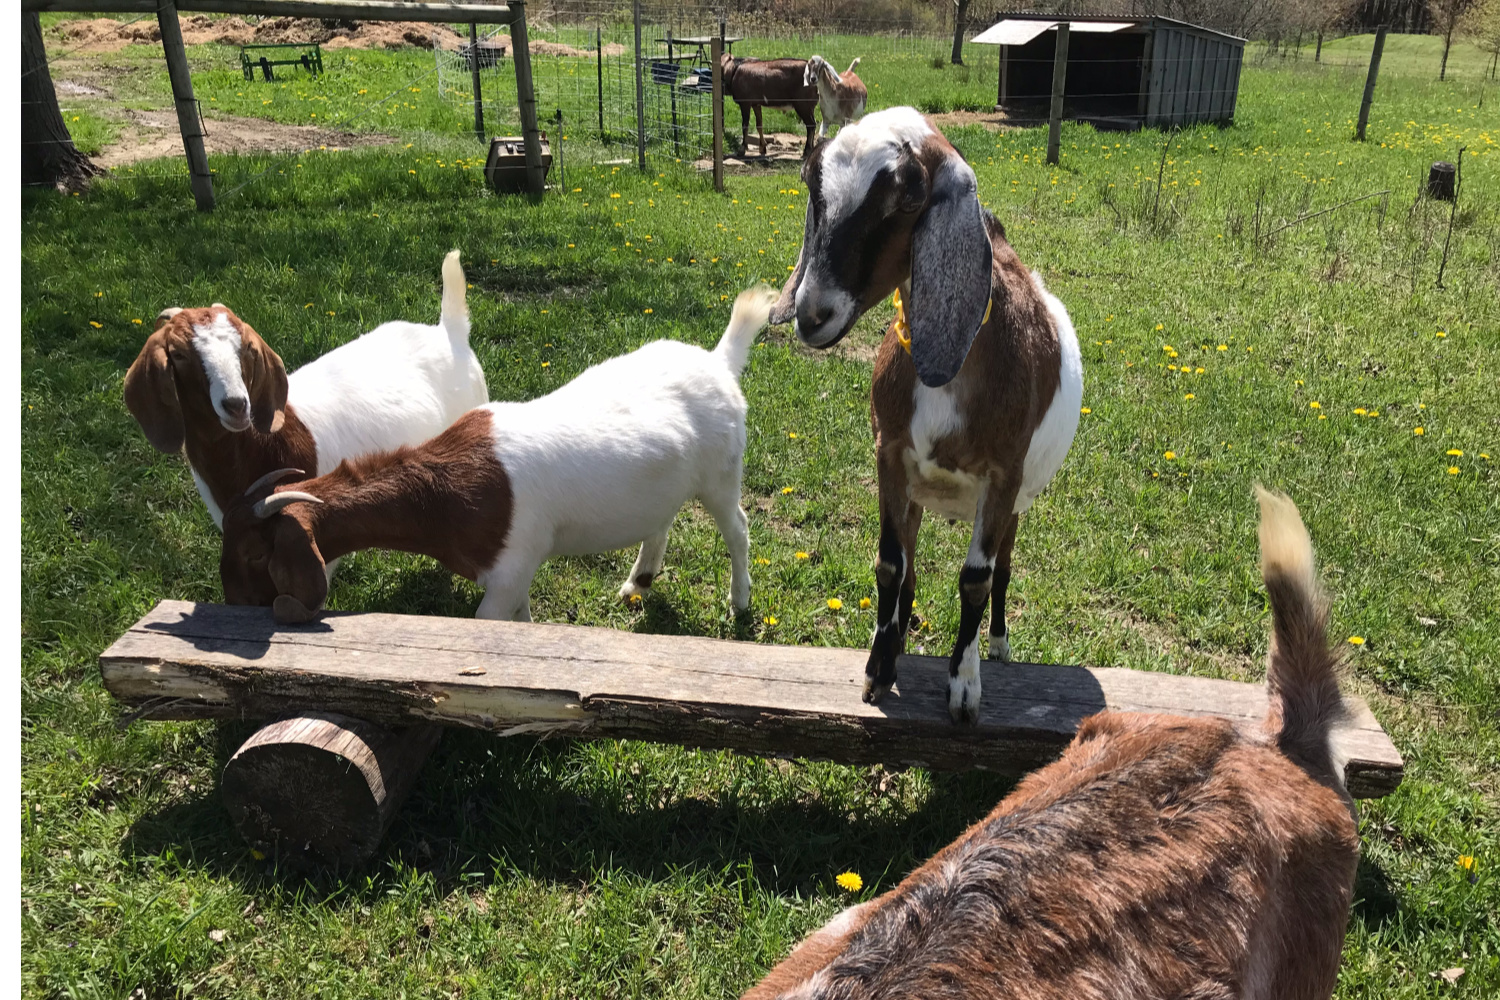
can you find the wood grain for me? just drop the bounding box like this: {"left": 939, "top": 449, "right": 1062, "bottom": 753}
{"left": 102, "top": 601, "right": 1403, "bottom": 797}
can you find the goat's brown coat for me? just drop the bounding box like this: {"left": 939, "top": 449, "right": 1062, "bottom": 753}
{"left": 720, "top": 55, "right": 818, "bottom": 157}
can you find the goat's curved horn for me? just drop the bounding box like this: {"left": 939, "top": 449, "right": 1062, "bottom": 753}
{"left": 154, "top": 307, "right": 183, "bottom": 331}
{"left": 241, "top": 468, "right": 305, "bottom": 500}
{"left": 253, "top": 491, "right": 323, "bottom": 519}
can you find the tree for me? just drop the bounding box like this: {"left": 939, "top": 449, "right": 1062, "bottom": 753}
{"left": 1430, "top": 0, "right": 1479, "bottom": 78}
{"left": 1460, "top": 0, "right": 1500, "bottom": 76}
{"left": 951, "top": 0, "right": 971, "bottom": 65}
{"left": 21, "top": 11, "right": 100, "bottom": 190}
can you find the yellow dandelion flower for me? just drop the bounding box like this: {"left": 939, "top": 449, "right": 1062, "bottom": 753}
{"left": 541, "top": 362, "right": 549, "bottom": 368}
{"left": 1164, "top": 451, "right": 1177, "bottom": 460}
{"left": 827, "top": 598, "right": 843, "bottom": 610}
{"left": 1481, "top": 454, "right": 1491, "bottom": 461}
{"left": 1347, "top": 636, "right": 1365, "bottom": 645}
{"left": 1353, "top": 408, "right": 1366, "bottom": 416}
{"left": 859, "top": 597, "right": 872, "bottom": 610}
{"left": 788, "top": 432, "right": 798, "bottom": 439}
{"left": 781, "top": 486, "right": 795, "bottom": 495}
{"left": 610, "top": 193, "right": 621, "bottom": 199}
{"left": 835, "top": 872, "right": 863, "bottom": 892}
{"left": 1079, "top": 406, "right": 1092, "bottom": 414}
{"left": 1436, "top": 331, "right": 1447, "bottom": 338}
{"left": 795, "top": 551, "right": 810, "bottom": 560}
{"left": 1195, "top": 367, "right": 1205, "bottom": 374}
{"left": 1309, "top": 402, "right": 1321, "bottom": 409}
{"left": 132, "top": 318, "right": 142, "bottom": 325}
{"left": 1413, "top": 427, "right": 1424, "bottom": 435}
{"left": 1458, "top": 855, "right": 1476, "bottom": 871}
{"left": 1184, "top": 394, "right": 1195, "bottom": 400}
{"left": 1447, "top": 449, "right": 1463, "bottom": 457}
{"left": 763, "top": 615, "right": 778, "bottom": 626}
{"left": 643, "top": 308, "right": 653, "bottom": 314}
{"left": 1217, "top": 344, "right": 1228, "bottom": 351}
{"left": 755, "top": 557, "right": 771, "bottom": 565}
{"left": 1448, "top": 466, "right": 1460, "bottom": 475}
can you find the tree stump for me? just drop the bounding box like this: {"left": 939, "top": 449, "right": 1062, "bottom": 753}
{"left": 1427, "top": 161, "right": 1456, "bottom": 200}
{"left": 221, "top": 713, "right": 442, "bottom": 865}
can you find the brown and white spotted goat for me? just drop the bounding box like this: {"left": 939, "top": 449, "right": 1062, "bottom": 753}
{"left": 772, "top": 106, "right": 1083, "bottom": 723}
{"left": 742, "top": 488, "right": 1360, "bottom": 1000}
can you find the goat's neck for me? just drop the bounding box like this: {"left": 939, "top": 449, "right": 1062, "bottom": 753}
{"left": 184, "top": 408, "right": 315, "bottom": 513}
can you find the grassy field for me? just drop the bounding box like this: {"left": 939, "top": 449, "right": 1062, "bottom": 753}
{"left": 21, "top": 25, "right": 1500, "bottom": 1000}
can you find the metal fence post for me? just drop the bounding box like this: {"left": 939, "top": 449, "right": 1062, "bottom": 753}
{"left": 596, "top": 25, "right": 605, "bottom": 140}
{"left": 1046, "top": 23, "right": 1069, "bottom": 166}
{"left": 633, "top": 0, "right": 646, "bottom": 171}
{"left": 509, "top": 0, "right": 545, "bottom": 196}
{"left": 1356, "top": 26, "right": 1387, "bottom": 142}
{"left": 711, "top": 32, "right": 724, "bottom": 192}
{"left": 157, "top": 1, "right": 214, "bottom": 211}
{"left": 469, "top": 22, "right": 484, "bottom": 142}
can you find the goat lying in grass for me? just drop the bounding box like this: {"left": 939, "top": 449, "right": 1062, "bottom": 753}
{"left": 220, "top": 287, "right": 776, "bottom": 624}
{"left": 742, "top": 488, "right": 1359, "bottom": 1000}
{"left": 124, "top": 251, "right": 488, "bottom": 529}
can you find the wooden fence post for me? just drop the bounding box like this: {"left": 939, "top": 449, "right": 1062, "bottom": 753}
{"left": 711, "top": 32, "right": 724, "bottom": 192}
{"left": 633, "top": 0, "right": 646, "bottom": 171}
{"left": 509, "top": 0, "right": 545, "bottom": 195}
{"left": 1356, "top": 25, "right": 1387, "bottom": 142}
{"left": 469, "top": 22, "right": 484, "bottom": 142}
{"left": 1046, "top": 22, "right": 1069, "bottom": 166}
{"left": 157, "top": 1, "right": 214, "bottom": 211}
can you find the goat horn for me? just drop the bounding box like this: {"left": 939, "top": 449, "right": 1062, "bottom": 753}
{"left": 241, "top": 468, "right": 306, "bottom": 499}
{"left": 253, "top": 491, "right": 323, "bottom": 519}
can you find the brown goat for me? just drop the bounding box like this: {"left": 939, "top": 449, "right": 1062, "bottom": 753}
{"left": 743, "top": 488, "right": 1359, "bottom": 1000}
{"left": 720, "top": 54, "right": 818, "bottom": 158}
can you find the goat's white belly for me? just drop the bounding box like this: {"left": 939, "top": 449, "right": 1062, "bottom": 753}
{"left": 905, "top": 381, "right": 984, "bottom": 522}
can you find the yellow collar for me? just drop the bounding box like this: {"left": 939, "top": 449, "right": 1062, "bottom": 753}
{"left": 892, "top": 288, "right": 992, "bottom": 355}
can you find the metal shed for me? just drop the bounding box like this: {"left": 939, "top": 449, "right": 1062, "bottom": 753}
{"left": 972, "top": 13, "right": 1245, "bottom": 130}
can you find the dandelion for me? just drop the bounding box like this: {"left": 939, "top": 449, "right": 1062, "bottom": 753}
{"left": 781, "top": 487, "right": 795, "bottom": 495}
{"left": 132, "top": 319, "right": 142, "bottom": 325}
{"left": 1155, "top": 323, "right": 1164, "bottom": 331}
{"left": 541, "top": 362, "right": 550, "bottom": 368}
{"left": 859, "top": 598, "right": 872, "bottom": 610}
{"left": 1164, "top": 451, "right": 1177, "bottom": 460}
{"left": 1414, "top": 427, "right": 1424, "bottom": 435}
{"left": 795, "top": 551, "right": 810, "bottom": 560}
{"left": 755, "top": 557, "right": 771, "bottom": 566}
{"left": 568, "top": 243, "right": 575, "bottom": 248}
{"left": 1482, "top": 454, "right": 1491, "bottom": 461}
{"left": 1184, "top": 394, "right": 1195, "bottom": 400}
{"left": 1347, "top": 636, "right": 1365, "bottom": 645}
{"left": 1217, "top": 344, "right": 1228, "bottom": 351}
{"left": 763, "top": 615, "right": 778, "bottom": 626}
{"left": 1079, "top": 407, "right": 1092, "bottom": 414}
{"left": 1448, "top": 466, "right": 1460, "bottom": 475}
{"left": 1309, "top": 402, "right": 1321, "bottom": 410}
{"left": 1437, "top": 331, "right": 1447, "bottom": 338}
{"left": 1195, "top": 367, "right": 1205, "bottom": 374}
{"left": 643, "top": 308, "right": 653, "bottom": 314}
{"left": 788, "top": 432, "right": 798, "bottom": 439}
{"left": 1447, "top": 449, "right": 1463, "bottom": 457}
{"left": 1458, "top": 855, "right": 1476, "bottom": 872}
{"left": 835, "top": 871, "right": 863, "bottom": 892}
{"left": 610, "top": 193, "right": 621, "bottom": 199}
{"left": 1353, "top": 408, "right": 1366, "bottom": 416}
{"left": 827, "top": 598, "right": 844, "bottom": 610}
{"left": 89, "top": 321, "right": 101, "bottom": 328}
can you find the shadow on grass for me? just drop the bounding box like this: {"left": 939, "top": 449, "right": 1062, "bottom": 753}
{"left": 1351, "top": 853, "right": 1400, "bottom": 928}
{"left": 121, "top": 725, "right": 1014, "bottom": 899}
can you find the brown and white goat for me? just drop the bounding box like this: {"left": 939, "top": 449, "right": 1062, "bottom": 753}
{"left": 123, "top": 251, "right": 487, "bottom": 529}
{"left": 772, "top": 106, "right": 1083, "bottom": 723}
{"left": 743, "top": 488, "right": 1359, "bottom": 1000}
{"left": 803, "top": 56, "right": 866, "bottom": 138}
{"left": 720, "top": 54, "right": 819, "bottom": 158}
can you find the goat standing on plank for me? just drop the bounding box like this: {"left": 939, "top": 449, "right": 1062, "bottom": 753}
{"left": 772, "top": 107, "right": 1083, "bottom": 724}
{"left": 743, "top": 489, "right": 1359, "bottom": 1000}
{"left": 124, "top": 251, "right": 488, "bottom": 530}
{"left": 220, "top": 287, "right": 777, "bottom": 625}
{"left": 720, "top": 54, "right": 819, "bottom": 158}
{"left": 803, "top": 56, "right": 866, "bottom": 138}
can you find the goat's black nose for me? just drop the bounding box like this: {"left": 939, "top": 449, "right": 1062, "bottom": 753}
{"left": 801, "top": 303, "right": 834, "bottom": 330}
{"left": 222, "top": 396, "right": 249, "bottom": 418}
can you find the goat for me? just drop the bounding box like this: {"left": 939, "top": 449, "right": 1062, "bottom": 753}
{"left": 803, "top": 56, "right": 866, "bottom": 138}
{"left": 220, "top": 287, "right": 777, "bottom": 625}
{"left": 124, "top": 251, "right": 488, "bottom": 530}
{"left": 720, "top": 54, "right": 818, "bottom": 158}
{"left": 743, "top": 488, "right": 1359, "bottom": 1000}
{"left": 771, "top": 106, "right": 1082, "bottom": 724}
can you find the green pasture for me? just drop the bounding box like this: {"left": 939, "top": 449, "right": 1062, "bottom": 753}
{"left": 21, "top": 25, "right": 1500, "bottom": 1000}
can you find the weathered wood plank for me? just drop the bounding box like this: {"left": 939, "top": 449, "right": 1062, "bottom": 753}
{"left": 101, "top": 601, "right": 1404, "bottom": 797}
{"left": 21, "top": 0, "right": 516, "bottom": 24}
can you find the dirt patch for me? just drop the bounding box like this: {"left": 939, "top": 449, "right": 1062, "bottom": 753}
{"left": 56, "top": 79, "right": 110, "bottom": 98}
{"left": 928, "top": 109, "right": 1014, "bottom": 132}
{"left": 93, "top": 109, "right": 396, "bottom": 168}
{"left": 693, "top": 131, "right": 809, "bottom": 173}
{"left": 430, "top": 33, "right": 624, "bottom": 58}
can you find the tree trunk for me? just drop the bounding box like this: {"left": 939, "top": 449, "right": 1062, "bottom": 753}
{"left": 1441, "top": 23, "right": 1454, "bottom": 80}
{"left": 1315, "top": 31, "right": 1323, "bottom": 63}
{"left": 21, "top": 11, "right": 100, "bottom": 190}
{"left": 951, "top": 0, "right": 970, "bottom": 65}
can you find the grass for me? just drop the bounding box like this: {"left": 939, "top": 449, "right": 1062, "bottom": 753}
{"left": 21, "top": 27, "right": 1500, "bottom": 1000}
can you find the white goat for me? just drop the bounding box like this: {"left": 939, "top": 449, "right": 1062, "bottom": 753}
{"left": 219, "top": 287, "right": 777, "bottom": 624}
{"left": 803, "top": 55, "right": 867, "bottom": 137}
{"left": 124, "top": 251, "right": 488, "bottom": 529}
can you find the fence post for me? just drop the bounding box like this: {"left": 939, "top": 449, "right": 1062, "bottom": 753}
{"left": 667, "top": 29, "right": 680, "bottom": 158}
{"left": 1355, "top": 26, "right": 1386, "bottom": 143}
{"left": 1046, "top": 23, "right": 1069, "bottom": 166}
{"left": 596, "top": 25, "right": 605, "bottom": 140}
{"left": 157, "top": 1, "right": 214, "bottom": 211}
{"left": 469, "top": 23, "right": 484, "bottom": 142}
{"left": 509, "top": 0, "right": 545, "bottom": 196}
{"left": 633, "top": 0, "right": 646, "bottom": 171}
{"left": 711, "top": 32, "right": 724, "bottom": 192}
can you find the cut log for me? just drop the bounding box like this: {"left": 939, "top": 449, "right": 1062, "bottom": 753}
{"left": 101, "top": 601, "right": 1404, "bottom": 798}
{"left": 221, "top": 713, "right": 441, "bottom": 865}
{"left": 1427, "top": 161, "right": 1456, "bottom": 200}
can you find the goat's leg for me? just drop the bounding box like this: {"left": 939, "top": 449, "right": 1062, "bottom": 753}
{"left": 754, "top": 105, "right": 767, "bottom": 157}
{"left": 740, "top": 103, "right": 750, "bottom": 154}
{"left": 476, "top": 547, "right": 543, "bottom": 622}
{"left": 948, "top": 485, "right": 1015, "bottom": 725}
{"left": 987, "top": 513, "right": 1020, "bottom": 662}
{"left": 619, "top": 528, "right": 671, "bottom": 604}
{"left": 702, "top": 484, "right": 752, "bottom": 611}
{"left": 865, "top": 448, "right": 922, "bottom": 704}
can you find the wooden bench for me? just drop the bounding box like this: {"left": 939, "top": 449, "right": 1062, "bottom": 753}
{"left": 239, "top": 42, "right": 323, "bottom": 82}
{"left": 102, "top": 600, "right": 1404, "bottom": 864}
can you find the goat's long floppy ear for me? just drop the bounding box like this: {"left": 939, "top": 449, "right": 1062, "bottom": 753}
{"left": 123, "top": 331, "right": 185, "bottom": 453}
{"left": 771, "top": 195, "right": 814, "bottom": 325}
{"left": 243, "top": 330, "right": 288, "bottom": 434}
{"left": 907, "top": 153, "right": 993, "bottom": 388}
{"left": 269, "top": 518, "right": 329, "bottom": 624}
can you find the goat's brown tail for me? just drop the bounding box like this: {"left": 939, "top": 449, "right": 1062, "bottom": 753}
{"left": 1255, "top": 486, "right": 1347, "bottom": 792}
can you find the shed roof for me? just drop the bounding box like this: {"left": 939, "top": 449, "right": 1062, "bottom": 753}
{"left": 971, "top": 13, "right": 1246, "bottom": 46}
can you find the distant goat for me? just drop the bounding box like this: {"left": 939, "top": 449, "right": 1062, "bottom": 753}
{"left": 220, "top": 287, "right": 777, "bottom": 624}
{"left": 803, "top": 55, "right": 866, "bottom": 137}
{"left": 743, "top": 488, "right": 1360, "bottom": 1000}
{"left": 772, "top": 107, "right": 1082, "bottom": 723}
{"left": 124, "top": 251, "right": 488, "bottom": 530}
{"left": 720, "top": 54, "right": 818, "bottom": 158}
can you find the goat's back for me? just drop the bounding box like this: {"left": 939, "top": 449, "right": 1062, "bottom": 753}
{"left": 289, "top": 319, "right": 488, "bottom": 475}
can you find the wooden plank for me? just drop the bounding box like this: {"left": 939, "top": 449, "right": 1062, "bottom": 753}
{"left": 22, "top": 0, "right": 515, "bottom": 23}
{"left": 102, "top": 601, "right": 1403, "bottom": 797}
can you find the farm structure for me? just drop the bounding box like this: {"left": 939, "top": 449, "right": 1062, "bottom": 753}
{"left": 103, "top": 601, "right": 1404, "bottom": 864}
{"left": 973, "top": 13, "right": 1245, "bottom": 129}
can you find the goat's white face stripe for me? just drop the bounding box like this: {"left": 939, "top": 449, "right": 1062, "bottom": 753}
{"left": 191, "top": 311, "right": 250, "bottom": 429}
{"left": 816, "top": 106, "right": 932, "bottom": 229}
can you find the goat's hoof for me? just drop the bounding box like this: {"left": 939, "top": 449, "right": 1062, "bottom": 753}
{"left": 986, "top": 632, "right": 1012, "bottom": 663}
{"left": 618, "top": 575, "right": 653, "bottom": 606}
{"left": 862, "top": 676, "right": 893, "bottom": 705}
{"left": 273, "top": 594, "right": 318, "bottom": 625}
{"left": 948, "top": 675, "right": 981, "bottom": 726}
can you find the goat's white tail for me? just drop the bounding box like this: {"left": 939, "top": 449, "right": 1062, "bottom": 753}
{"left": 1256, "top": 486, "right": 1348, "bottom": 796}
{"left": 440, "top": 249, "right": 470, "bottom": 340}
{"left": 715, "top": 285, "right": 776, "bottom": 378}
{"left": 845, "top": 57, "right": 861, "bottom": 75}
